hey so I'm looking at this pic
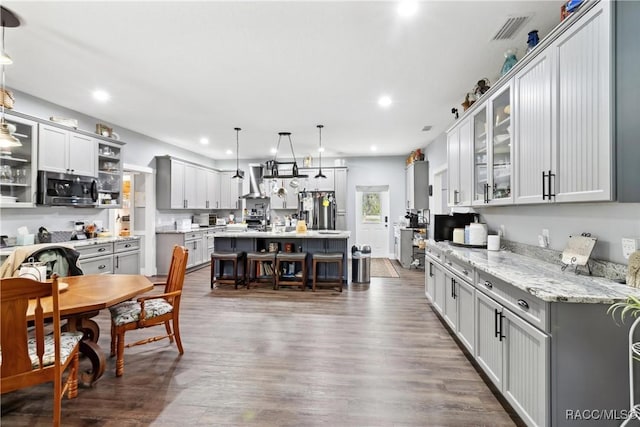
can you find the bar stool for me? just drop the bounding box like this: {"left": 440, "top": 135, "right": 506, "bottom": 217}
{"left": 210, "top": 251, "right": 245, "bottom": 289}
{"left": 312, "top": 253, "right": 344, "bottom": 292}
{"left": 245, "top": 252, "right": 277, "bottom": 289}
{"left": 275, "top": 252, "right": 308, "bottom": 291}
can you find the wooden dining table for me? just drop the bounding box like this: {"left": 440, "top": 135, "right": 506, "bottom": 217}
{"left": 27, "top": 274, "right": 154, "bottom": 385}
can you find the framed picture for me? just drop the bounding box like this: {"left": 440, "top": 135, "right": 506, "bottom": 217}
{"left": 96, "top": 123, "right": 112, "bottom": 137}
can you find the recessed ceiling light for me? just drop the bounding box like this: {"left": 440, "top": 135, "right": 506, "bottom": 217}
{"left": 92, "top": 89, "right": 110, "bottom": 102}
{"left": 270, "top": 147, "right": 278, "bottom": 154}
{"left": 225, "top": 149, "right": 233, "bottom": 155}
{"left": 397, "top": 1, "right": 418, "bottom": 17}
{"left": 371, "top": 145, "right": 378, "bottom": 152}
{"left": 378, "top": 95, "right": 392, "bottom": 108}
{"left": 200, "top": 137, "right": 209, "bottom": 145}
{"left": 318, "top": 146, "right": 325, "bottom": 153}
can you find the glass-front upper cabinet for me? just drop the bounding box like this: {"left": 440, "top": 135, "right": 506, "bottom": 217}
{"left": 471, "top": 83, "right": 513, "bottom": 206}
{"left": 97, "top": 141, "right": 123, "bottom": 207}
{"left": 0, "top": 114, "right": 37, "bottom": 208}
{"left": 472, "top": 105, "right": 488, "bottom": 205}
{"left": 490, "top": 84, "right": 513, "bottom": 204}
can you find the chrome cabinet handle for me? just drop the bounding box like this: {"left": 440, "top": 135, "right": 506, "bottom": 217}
{"left": 484, "top": 281, "right": 493, "bottom": 289}
{"left": 124, "top": 243, "right": 131, "bottom": 248}
{"left": 98, "top": 247, "right": 106, "bottom": 252}
{"left": 98, "top": 264, "right": 106, "bottom": 269}
{"left": 517, "top": 299, "right": 530, "bottom": 310}
{"left": 462, "top": 269, "right": 469, "bottom": 275}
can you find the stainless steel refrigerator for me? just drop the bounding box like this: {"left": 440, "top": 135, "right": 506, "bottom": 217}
{"left": 298, "top": 190, "right": 336, "bottom": 230}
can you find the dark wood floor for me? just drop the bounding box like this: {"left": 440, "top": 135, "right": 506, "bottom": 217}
{"left": 2, "top": 262, "right": 523, "bottom": 426}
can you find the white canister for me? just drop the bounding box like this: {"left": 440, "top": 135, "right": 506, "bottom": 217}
{"left": 487, "top": 235, "right": 501, "bottom": 251}
{"left": 452, "top": 228, "right": 465, "bottom": 244}
{"left": 469, "top": 223, "right": 488, "bottom": 246}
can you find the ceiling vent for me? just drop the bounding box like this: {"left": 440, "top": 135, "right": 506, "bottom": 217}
{"left": 422, "top": 125, "right": 432, "bottom": 132}
{"left": 492, "top": 15, "right": 531, "bottom": 41}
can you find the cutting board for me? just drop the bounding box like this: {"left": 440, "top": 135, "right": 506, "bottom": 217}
{"left": 562, "top": 235, "right": 597, "bottom": 266}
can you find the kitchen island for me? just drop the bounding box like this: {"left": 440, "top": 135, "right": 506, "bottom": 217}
{"left": 213, "top": 230, "right": 351, "bottom": 286}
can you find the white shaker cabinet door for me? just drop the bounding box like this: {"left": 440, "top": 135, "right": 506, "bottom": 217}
{"left": 38, "top": 124, "right": 69, "bottom": 173}
{"left": 514, "top": 50, "right": 553, "bottom": 204}
{"left": 442, "top": 272, "right": 457, "bottom": 330}
{"left": 553, "top": 2, "right": 612, "bottom": 202}
{"left": 68, "top": 133, "right": 97, "bottom": 177}
{"left": 170, "top": 159, "right": 186, "bottom": 209}
{"left": 432, "top": 262, "right": 446, "bottom": 314}
{"left": 447, "top": 127, "right": 460, "bottom": 207}
{"left": 456, "top": 278, "right": 475, "bottom": 355}
{"left": 475, "top": 291, "right": 504, "bottom": 390}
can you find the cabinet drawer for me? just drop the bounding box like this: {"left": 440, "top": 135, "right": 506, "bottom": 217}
{"left": 79, "top": 254, "right": 113, "bottom": 275}
{"left": 444, "top": 256, "right": 474, "bottom": 282}
{"left": 476, "top": 270, "right": 548, "bottom": 332}
{"left": 184, "top": 231, "right": 204, "bottom": 242}
{"left": 115, "top": 239, "right": 140, "bottom": 252}
{"left": 75, "top": 242, "right": 113, "bottom": 258}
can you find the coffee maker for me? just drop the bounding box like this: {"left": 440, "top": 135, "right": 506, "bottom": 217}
{"left": 405, "top": 212, "right": 419, "bottom": 228}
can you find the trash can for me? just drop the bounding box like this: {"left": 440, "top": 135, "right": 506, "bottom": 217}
{"left": 351, "top": 245, "right": 371, "bottom": 283}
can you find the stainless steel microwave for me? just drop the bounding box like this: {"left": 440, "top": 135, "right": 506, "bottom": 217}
{"left": 37, "top": 171, "right": 98, "bottom": 207}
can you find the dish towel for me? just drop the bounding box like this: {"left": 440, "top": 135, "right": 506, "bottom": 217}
{"left": 628, "top": 251, "right": 640, "bottom": 288}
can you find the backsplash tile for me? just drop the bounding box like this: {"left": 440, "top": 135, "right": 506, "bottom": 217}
{"left": 502, "top": 239, "right": 627, "bottom": 282}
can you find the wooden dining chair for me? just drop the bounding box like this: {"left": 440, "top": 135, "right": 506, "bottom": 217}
{"left": 0, "top": 275, "right": 83, "bottom": 427}
{"left": 109, "top": 245, "right": 188, "bottom": 377}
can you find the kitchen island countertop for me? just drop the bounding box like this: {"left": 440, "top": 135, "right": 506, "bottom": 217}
{"left": 428, "top": 240, "right": 638, "bottom": 304}
{"left": 212, "top": 230, "right": 350, "bottom": 239}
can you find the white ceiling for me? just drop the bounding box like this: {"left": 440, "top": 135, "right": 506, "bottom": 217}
{"left": 4, "top": 1, "right": 562, "bottom": 160}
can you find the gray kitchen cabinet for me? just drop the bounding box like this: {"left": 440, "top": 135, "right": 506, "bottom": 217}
{"left": 475, "top": 290, "right": 504, "bottom": 389}
{"left": 447, "top": 118, "right": 472, "bottom": 207}
{"left": 405, "top": 161, "right": 429, "bottom": 210}
{"left": 398, "top": 229, "right": 414, "bottom": 269}
{"left": 204, "top": 230, "right": 215, "bottom": 261}
{"left": 455, "top": 276, "right": 475, "bottom": 354}
{"left": 75, "top": 242, "right": 114, "bottom": 274}
{"left": 156, "top": 230, "right": 207, "bottom": 275}
{"left": 218, "top": 171, "right": 241, "bottom": 209}
{"left": 38, "top": 123, "right": 97, "bottom": 177}
{"left": 157, "top": 156, "right": 210, "bottom": 210}
{"left": 114, "top": 239, "right": 140, "bottom": 274}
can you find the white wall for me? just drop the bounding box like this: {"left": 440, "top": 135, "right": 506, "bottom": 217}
{"left": 424, "top": 132, "right": 640, "bottom": 265}
{"left": 344, "top": 156, "right": 407, "bottom": 256}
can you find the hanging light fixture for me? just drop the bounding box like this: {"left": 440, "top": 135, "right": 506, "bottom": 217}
{"left": 0, "top": 6, "right": 20, "bottom": 148}
{"left": 314, "top": 124, "right": 326, "bottom": 179}
{"left": 263, "top": 132, "right": 308, "bottom": 179}
{"left": 232, "top": 127, "right": 244, "bottom": 179}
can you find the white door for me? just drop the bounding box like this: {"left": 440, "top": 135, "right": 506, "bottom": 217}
{"left": 355, "top": 186, "right": 389, "bottom": 257}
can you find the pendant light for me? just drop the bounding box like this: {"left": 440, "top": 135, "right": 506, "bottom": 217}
{"left": 263, "top": 132, "right": 308, "bottom": 179}
{"left": 0, "top": 6, "right": 20, "bottom": 148}
{"left": 232, "top": 127, "right": 244, "bottom": 179}
{"left": 314, "top": 124, "right": 326, "bottom": 179}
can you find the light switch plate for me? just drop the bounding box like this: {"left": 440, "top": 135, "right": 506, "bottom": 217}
{"left": 622, "top": 238, "right": 640, "bottom": 259}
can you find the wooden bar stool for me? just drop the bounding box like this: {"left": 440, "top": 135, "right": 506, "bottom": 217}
{"left": 312, "top": 252, "right": 344, "bottom": 292}
{"left": 210, "top": 252, "right": 245, "bottom": 289}
{"left": 275, "top": 252, "right": 308, "bottom": 291}
{"left": 245, "top": 252, "right": 277, "bottom": 289}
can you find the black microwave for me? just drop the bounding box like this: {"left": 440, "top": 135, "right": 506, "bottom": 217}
{"left": 37, "top": 171, "right": 98, "bottom": 207}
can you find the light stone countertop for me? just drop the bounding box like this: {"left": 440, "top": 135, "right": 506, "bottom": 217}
{"left": 428, "top": 240, "right": 639, "bottom": 304}
{"left": 0, "top": 235, "right": 141, "bottom": 257}
{"left": 212, "top": 230, "right": 351, "bottom": 239}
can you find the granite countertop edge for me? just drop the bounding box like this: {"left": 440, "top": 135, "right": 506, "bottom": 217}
{"left": 428, "top": 240, "right": 638, "bottom": 305}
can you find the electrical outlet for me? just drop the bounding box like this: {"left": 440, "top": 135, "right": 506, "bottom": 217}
{"left": 542, "top": 229, "right": 550, "bottom": 246}
{"left": 500, "top": 225, "right": 505, "bottom": 238}
{"left": 622, "top": 238, "right": 640, "bottom": 259}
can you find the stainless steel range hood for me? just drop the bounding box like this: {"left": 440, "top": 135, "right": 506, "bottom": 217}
{"left": 241, "top": 163, "right": 268, "bottom": 199}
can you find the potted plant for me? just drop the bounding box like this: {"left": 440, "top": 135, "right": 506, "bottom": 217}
{"left": 608, "top": 295, "right": 640, "bottom": 324}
